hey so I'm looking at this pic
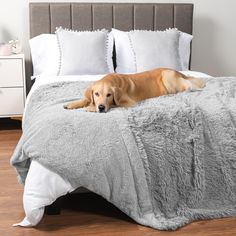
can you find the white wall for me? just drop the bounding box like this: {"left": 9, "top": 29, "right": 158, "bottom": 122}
{"left": 0, "top": 0, "right": 235, "bottom": 77}
{"left": 0, "top": 0, "right": 29, "bottom": 56}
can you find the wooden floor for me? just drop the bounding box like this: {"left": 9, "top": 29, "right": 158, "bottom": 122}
{"left": 1, "top": 119, "right": 236, "bottom": 236}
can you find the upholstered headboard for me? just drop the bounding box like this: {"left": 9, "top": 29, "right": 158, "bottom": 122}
{"left": 27, "top": 3, "right": 193, "bottom": 92}
{"left": 29, "top": 3, "right": 193, "bottom": 37}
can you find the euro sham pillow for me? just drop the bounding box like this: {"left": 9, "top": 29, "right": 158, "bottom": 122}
{"left": 29, "top": 34, "right": 59, "bottom": 77}
{"left": 112, "top": 28, "right": 193, "bottom": 73}
{"left": 56, "top": 27, "right": 114, "bottom": 75}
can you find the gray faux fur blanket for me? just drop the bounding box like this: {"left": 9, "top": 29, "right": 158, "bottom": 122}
{"left": 11, "top": 77, "right": 236, "bottom": 230}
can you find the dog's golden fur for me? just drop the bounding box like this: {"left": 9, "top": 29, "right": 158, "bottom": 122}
{"left": 64, "top": 68, "right": 205, "bottom": 113}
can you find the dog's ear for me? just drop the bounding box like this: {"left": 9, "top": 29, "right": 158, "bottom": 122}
{"left": 84, "top": 86, "right": 94, "bottom": 105}
{"left": 112, "top": 87, "right": 122, "bottom": 106}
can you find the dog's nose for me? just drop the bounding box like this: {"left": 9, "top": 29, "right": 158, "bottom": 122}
{"left": 98, "top": 105, "right": 106, "bottom": 113}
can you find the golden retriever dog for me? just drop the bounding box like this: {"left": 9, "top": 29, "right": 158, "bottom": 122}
{"left": 64, "top": 68, "right": 205, "bottom": 113}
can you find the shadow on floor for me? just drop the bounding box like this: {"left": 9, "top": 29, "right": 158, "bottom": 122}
{"left": 0, "top": 118, "right": 22, "bottom": 130}
{"left": 37, "top": 192, "right": 136, "bottom": 231}
{"left": 62, "top": 192, "right": 134, "bottom": 222}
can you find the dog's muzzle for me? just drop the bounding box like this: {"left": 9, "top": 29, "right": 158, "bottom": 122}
{"left": 98, "top": 104, "right": 106, "bottom": 113}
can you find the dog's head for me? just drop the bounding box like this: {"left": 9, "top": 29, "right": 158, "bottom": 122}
{"left": 85, "top": 82, "right": 122, "bottom": 113}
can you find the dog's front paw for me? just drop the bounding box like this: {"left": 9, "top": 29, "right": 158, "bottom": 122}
{"left": 85, "top": 105, "right": 96, "bottom": 112}
{"left": 64, "top": 104, "right": 73, "bottom": 109}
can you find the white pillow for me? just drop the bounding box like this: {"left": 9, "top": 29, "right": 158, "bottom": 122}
{"left": 112, "top": 28, "right": 193, "bottom": 73}
{"left": 129, "top": 29, "right": 182, "bottom": 72}
{"left": 29, "top": 34, "right": 60, "bottom": 77}
{"left": 179, "top": 32, "right": 193, "bottom": 70}
{"left": 56, "top": 27, "right": 114, "bottom": 75}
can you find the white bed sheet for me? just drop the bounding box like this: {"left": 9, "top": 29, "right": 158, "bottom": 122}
{"left": 15, "top": 71, "right": 212, "bottom": 227}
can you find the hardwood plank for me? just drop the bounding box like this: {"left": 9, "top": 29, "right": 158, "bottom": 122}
{"left": 0, "top": 126, "right": 236, "bottom": 236}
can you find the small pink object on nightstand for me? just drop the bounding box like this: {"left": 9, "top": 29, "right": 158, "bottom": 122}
{"left": 0, "top": 43, "right": 12, "bottom": 56}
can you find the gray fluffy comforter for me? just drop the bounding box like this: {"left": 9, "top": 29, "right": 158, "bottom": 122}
{"left": 11, "top": 77, "right": 236, "bottom": 230}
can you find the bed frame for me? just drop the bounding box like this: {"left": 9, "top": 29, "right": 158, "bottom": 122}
{"left": 29, "top": 2, "right": 194, "bottom": 215}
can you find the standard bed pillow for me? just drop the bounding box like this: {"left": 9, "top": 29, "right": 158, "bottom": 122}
{"left": 112, "top": 28, "right": 193, "bottom": 73}
{"left": 29, "top": 34, "right": 60, "bottom": 77}
{"left": 179, "top": 32, "right": 193, "bottom": 71}
{"left": 56, "top": 27, "right": 114, "bottom": 75}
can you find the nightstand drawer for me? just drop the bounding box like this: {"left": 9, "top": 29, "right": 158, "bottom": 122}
{"left": 0, "top": 88, "right": 24, "bottom": 115}
{"left": 0, "top": 59, "right": 23, "bottom": 87}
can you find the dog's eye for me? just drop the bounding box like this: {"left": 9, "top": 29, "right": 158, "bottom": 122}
{"left": 107, "top": 93, "right": 111, "bottom": 97}
{"left": 95, "top": 92, "right": 99, "bottom": 97}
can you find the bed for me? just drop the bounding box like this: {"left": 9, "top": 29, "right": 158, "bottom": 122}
{"left": 11, "top": 2, "right": 236, "bottom": 230}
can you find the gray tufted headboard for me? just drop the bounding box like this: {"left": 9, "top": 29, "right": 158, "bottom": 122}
{"left": 27, "top": 3, "right": 193, "bottom": 92}
{"left": 29, "top": 3, "right": 193, "bottom": 37}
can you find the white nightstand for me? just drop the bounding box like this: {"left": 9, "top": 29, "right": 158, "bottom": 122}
{"left": 0, "top": 53, "right": 26, "bottom": 118}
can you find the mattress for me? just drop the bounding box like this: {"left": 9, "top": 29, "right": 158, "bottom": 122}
{"left": 15, "top": 71, "right": 212, "bottom": 227}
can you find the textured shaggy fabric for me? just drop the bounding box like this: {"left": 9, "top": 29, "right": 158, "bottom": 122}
{"left": 11, "top": 77, "right": 236, "bottom": 230}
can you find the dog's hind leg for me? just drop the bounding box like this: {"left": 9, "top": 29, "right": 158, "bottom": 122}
{"left": 161, "top": 70, "right": 187, "bottom": 93}
{"left": 162, "top": 70, "right": 205, "bottom": 93}
{"left": 187, "top": 77, "right": 206, "bottom": 90}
